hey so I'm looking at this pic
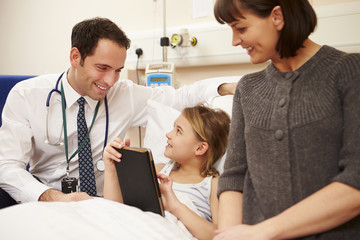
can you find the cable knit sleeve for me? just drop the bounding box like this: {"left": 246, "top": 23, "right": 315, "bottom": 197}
{"left": 332, "top": 53, "right": 360, "bottom": 190}
{"left": 217, "top": 79, "right": 247, "bottom": 196}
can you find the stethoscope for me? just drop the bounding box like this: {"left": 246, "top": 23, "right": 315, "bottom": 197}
{"left": 45, "top": 72, "right": 109, "bottom": 172}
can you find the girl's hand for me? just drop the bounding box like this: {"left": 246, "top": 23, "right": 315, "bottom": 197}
{"left": 103, "top": 137, "right": 130, "bottom": 169}
{"left": 157, "top": 173, "right": 182, "bottom": 213}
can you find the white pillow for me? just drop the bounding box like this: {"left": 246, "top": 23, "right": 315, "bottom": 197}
{"left": 143, "top": 76, "right": 240, "bottom": 173}
{"left": 144, "top": 100, "right": 180, "bottom": 165}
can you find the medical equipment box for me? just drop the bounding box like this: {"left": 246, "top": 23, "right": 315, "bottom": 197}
{"left": 145, "top": 62, "right": 175, "bottom": 87}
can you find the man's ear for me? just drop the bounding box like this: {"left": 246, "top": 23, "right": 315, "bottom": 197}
{"left": 195, "top": 142, "right": 209, "bottom": 156}
{"left": 272, "top": 5, "right": 284, "bottom": 31}
{"left": 69, "top": 47, "right": 81, "bottom": 68}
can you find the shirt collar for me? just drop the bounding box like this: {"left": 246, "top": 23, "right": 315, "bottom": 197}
{"left": 61, "top": 70, "right": 99, "bottom": 112}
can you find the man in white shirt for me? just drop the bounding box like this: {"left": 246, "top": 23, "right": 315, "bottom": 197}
{"left": 0, "top": 17, "right": 236, "bottom": 208}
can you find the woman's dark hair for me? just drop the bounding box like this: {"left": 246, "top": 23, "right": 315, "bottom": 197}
{"left": 214, "top": 0, "right": 317, "bottom": 58}
{"left": 71, "top": 17, "right": 131, "bottom": 64}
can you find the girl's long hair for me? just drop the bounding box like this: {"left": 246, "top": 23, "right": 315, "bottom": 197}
{"left": 182, "top": 104, "right": 231, "bottom": 177}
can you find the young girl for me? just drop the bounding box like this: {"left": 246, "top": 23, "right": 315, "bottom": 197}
{"left": 103, "top": 104, "right": 230, "bottom": 240}
{"left": 213, "top": 0, "right": 360, "bottom": 240}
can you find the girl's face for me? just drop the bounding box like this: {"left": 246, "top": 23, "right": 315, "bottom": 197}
{"left": 229, "top": 6, "right": 284, "bottom": 64}
{"left": 164, "top": 114, "right": 202, "bottom": 163}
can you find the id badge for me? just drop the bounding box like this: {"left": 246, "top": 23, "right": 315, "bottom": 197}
{"left": 61, "top": 177, "right": 78, "bottom": 193}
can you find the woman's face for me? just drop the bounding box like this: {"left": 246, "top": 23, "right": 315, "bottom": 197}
{"left": 229, "top": 6, "right": 283, "bottom": 64}
{"left": 164, "top": 114, "right": 201, "bottom": 163}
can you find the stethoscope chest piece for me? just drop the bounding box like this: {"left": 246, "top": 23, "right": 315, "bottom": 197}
{"left": 96, "top": 159, "right": 105, "bottom": 172}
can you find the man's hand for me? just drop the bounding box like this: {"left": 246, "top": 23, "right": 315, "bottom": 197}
{"left": 217, "top": 82, "right": 238, "bottom": 96}
{"left": 38, "top": 189, "right": 92, "bottom": 202}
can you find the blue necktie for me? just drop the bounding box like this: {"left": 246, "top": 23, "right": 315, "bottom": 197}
{"left": 77, "top": 97, "right": 97, "bottom": 196}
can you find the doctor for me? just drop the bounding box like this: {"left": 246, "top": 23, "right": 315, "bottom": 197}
{"left": 0, "top": 17, "right": 236, "bottom": 208}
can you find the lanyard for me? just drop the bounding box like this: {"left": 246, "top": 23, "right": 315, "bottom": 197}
{"left": 60, "top": 81, "right": 100, "bottom": 174}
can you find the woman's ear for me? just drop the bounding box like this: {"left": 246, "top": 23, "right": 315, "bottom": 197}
{"left": 195, "top": 142, "right": 209, "bottom": 156}
{"left": 69, "top": 47, "right": 81, "bottom": 68}
{"left": 272, "top": 5, "right": 284, "bottom": 31}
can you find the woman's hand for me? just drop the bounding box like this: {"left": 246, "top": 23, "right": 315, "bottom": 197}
{"left": 157, "top": 173, "right": 182, "bottom": 213}
{"left": 214, "top": 224, "right": 269, "bottom": 240}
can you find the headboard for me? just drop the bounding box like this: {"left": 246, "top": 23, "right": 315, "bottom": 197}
{"left": 0, "top": 75, "right": 35, "bottom": 126}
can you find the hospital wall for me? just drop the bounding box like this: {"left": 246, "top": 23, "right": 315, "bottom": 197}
{"left": 0, "top": 0, "right": 359, "bottom": 86}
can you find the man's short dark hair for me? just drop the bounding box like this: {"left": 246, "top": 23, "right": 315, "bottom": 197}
{"left": 71, "top": 17, "right": 131, "bottom": 62}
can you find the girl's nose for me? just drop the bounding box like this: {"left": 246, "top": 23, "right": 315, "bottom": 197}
{"left": 165, "top": 131, "right": 171, "bottom": 139}
{"left": 165, "top": 129, "right": 175, "bottom": 139}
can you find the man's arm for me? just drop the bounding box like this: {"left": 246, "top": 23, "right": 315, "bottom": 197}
{"left": 218, "top": 82, "right": 237, "bottom": 96}
{"left": 38, "top": 189, "right": 92, "bottom": 202}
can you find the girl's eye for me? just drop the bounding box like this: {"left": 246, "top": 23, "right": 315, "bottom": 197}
{"left": 176, "top": 129, "right": 182, "bottom": 135}
{"left": 237, "top": 27, "right": 246, "bottom": 33}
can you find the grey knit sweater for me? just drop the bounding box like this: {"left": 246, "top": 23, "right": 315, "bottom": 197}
{"left": 218, "top": 45, "right": 360, "bottom": 239}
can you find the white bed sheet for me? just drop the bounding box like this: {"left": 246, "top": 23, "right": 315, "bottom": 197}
{"left": 0, "top": 198, "right": 195, "bottom": 240}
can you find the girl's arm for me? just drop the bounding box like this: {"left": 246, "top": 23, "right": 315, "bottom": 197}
{"left": 157, "top": 173, "right": 217, "bottom": 240}
{"left": 103, "top": 137, "right": 128, "bottom": 203}
{"left": 215, "top": 182, "right": 360, "bottom": 240}
{"left": 209, "top": 177, "right": 219, "bottom": 225}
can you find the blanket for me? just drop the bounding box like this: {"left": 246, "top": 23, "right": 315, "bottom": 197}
{"left": 0, "top": 198, "right": 196, "bottom": 240}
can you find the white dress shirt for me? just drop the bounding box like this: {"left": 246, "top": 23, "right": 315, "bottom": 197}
{"left": 0, "top": 71, "right": 221, "bottom": 203}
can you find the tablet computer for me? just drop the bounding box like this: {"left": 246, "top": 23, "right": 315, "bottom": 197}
{"left": 114, "top": 146, "right": 164, "bottom": 216}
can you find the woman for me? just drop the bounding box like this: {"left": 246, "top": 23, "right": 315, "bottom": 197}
{"left": 213, "top": 0, "right": 360, "bottom": 239}
{"left": 103, "top": 104, "right": 231, "bottom": 240}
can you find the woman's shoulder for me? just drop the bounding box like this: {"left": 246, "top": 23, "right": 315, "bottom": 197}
{"left": 241, "top": 68, "right": 268, "bottom": 82}
{"left": 322, "top": 45, "right": 360, "bottom": 71}
{"left": 322, "top": 46, "right": 360, "bottom": 86}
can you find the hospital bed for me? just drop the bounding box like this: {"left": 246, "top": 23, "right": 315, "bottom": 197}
{"left": 0, "top": 76, "right": 240, "bottom": 240}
